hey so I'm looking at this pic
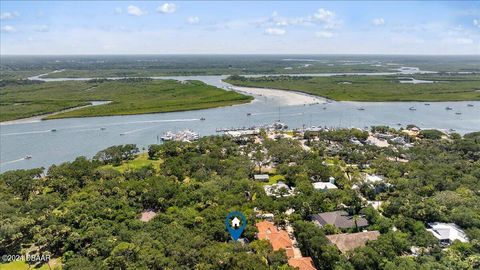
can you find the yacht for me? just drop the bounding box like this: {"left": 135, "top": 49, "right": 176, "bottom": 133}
{"left": 25, "top": 155, "right": 32, "bottom": 159}
{"left": 409, "top": 107, "right": 416, "bottom": 111}
{"left": 445, "top": 107, "right": 453, "bottom": 110}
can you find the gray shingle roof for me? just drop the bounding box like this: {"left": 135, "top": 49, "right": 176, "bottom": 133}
{"left": 312, "top": 210, "right": 368, "bottom": 229}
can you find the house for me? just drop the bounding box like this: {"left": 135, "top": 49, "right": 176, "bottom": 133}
{"left": 364, "top": 174, "right": 384, "bottom": 183}
{"left": 427, "top": 222, "right": 469, "bottom": 245}
{"left": 311, "top": 211, "right": 369, "bottom": 229}
{"left": 256, "top": 221, "right": 317, "bottom": 270}
{"left": 326, "top": 231, "right": 380, "bottom": 253}
{"left": 264, "top": 181, "right": 295, "bottom": 197}
{"left": 363, "top": 174, "right": 390, "bottom": 194}
{"left": 313, "top": 176, "right": 338, "bottom": 191}
{"left": 288, "top": 257, "right": 316, "bottom": 270}
{"left": 312, "top": 182, "right": 338, "bottom": 191}
{"left": 255, "top": 213, "right": 274, "bottom": 221}
{"left": 256, "top": 221, "right": 295, "bottom": 258}
{"left": 254, "top": 174, "right": 270, "bottom": 182}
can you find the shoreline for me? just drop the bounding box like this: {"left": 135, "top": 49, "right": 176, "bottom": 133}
{"left": 1, "top": 101, "right": 112, "bottom": 126}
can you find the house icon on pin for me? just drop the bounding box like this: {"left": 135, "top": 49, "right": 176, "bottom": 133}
{"left": 231, "top": 217, "right": 241, "bottom": 228}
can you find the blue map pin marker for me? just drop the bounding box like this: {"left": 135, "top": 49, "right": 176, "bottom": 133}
{"left": 226, "top": 211, "right": 247, "bottom": 241}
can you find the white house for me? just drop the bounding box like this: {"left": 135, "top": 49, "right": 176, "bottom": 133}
{"left": 427, "top": 222, "right": 469, "bottom": 245}
{"left": 313, "top": 182, "right": 338, "bottom": 191}
{"left": 264, "top": 181, "right": 295, "bottom": 197}
{"left": 365, "top": 174, "right": 384, "bottom": 183}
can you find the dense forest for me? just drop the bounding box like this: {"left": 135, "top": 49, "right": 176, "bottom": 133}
{"left": 1, "top": 127, "right": 479, "bottom": 269}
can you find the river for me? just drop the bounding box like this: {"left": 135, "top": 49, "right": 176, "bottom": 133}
{"left": 0, "top": 71, "right": 479, "bottom": 172}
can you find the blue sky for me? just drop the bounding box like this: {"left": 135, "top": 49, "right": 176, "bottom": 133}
{"left": 1, "top": 1, "right": 479, "bottom": 55}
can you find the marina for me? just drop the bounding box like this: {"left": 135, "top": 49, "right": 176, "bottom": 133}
{"left": 1, "top": 73, "right": 479, "bottom": 172}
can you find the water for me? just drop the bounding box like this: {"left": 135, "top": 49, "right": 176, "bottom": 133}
{"left": 1, "top": 73, "right": 479, "bottom": 172}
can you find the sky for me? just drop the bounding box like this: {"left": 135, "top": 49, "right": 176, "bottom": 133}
{"left": 1, "top": 1, "right": 479, "bottom": 55}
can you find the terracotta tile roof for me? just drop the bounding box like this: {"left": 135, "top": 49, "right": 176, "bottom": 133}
{"left": 256, "top": 221, "right": 317, "bottom": 269}
{"left": 288, "top": 257, "right": 316, "bottom": 270}
{"left": 256, "top": 221, "right": 294, "bottom": 258}
{"left": 256, "top": 220, "right": 279, "bottom": 240}
{"left": 326, "top": 231, "right": 380, "bottom": 253}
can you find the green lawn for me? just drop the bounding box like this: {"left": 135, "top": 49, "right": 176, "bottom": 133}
{"left": 0, "top": 79, "right": 252, "bottom": 122}
{"left": 225, "top": 74, "right": 480, "bottom": 102}
{"left": 0, "top": 259, "right": 61, "bottom": 270}
{"left": 100, "top": 153, "right": 163, "bottom": 173}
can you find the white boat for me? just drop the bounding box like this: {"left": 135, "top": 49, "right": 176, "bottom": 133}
{"left": 25, "top": 155, "right": 32, "bottom": 159}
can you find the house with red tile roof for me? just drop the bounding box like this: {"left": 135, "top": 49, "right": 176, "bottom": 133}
{"left": 256, "top": 221, "right": 316, "bottom": 270}
{"left": 288, "top": 257, "right": 317, "bottom": 270}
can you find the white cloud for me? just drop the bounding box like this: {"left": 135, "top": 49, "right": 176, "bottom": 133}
{"left": 187, "top": 16, "right": 200, "bottom": 24}
{"left": 312, "top": 8, "right": 338, "bottom": 29}
{"left": 474, "top": 19, "right": 480, "bottom": 28}
{"left": 1, "top": 11, "right": 19, "bottom": 20}
{"left": 127, "top": 5, "right": 145, "bottom": 16}
{"left": 315, "top": 31, "right": 334, "bottom": 38}
{"left": 157, "top": 3, "right": 176, "bottom": 14}
{"left": 372, "top": 18, "right": 385, "bottom": 26}
{"left": 1, "top": 25, "right": 16, "bottom": 33}
{"left": 265, "top": 28, "right": 286, "bottom": 35}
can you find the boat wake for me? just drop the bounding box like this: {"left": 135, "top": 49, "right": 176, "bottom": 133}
{"left": 1, "top": 129, "right": 53, "bottom": 136}
{"left": 0, "top": 157, "right": 27, "bottom": 165}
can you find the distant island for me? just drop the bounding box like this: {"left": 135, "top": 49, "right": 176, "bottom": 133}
{"left": 0, "top": 78, "right": 252, "bottom": 122}
{"left": 224, "top": 74, "right": 480, "bottom": 102}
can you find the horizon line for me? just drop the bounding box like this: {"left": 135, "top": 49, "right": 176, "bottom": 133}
{"left": 1, "top": 53, "right": 479, "bottom": 57}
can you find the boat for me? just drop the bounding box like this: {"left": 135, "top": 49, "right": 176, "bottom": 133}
{"left": 455, "top": 112, "right": 462, "bottom": 115}
{"left": 25, "top": 155, "right": 32, "bottom": 159}
{"left": 445, "top": 107, "right": 453, "bottom": 110}
{"left": 467, "top": 104, "right": 474, "bottom": 107}
{"left": 161, "top": 130, "right": 199, "bottom": 142}
{"left": 246, "top": 113, "right": 252, "bottom": 116}
{"left": 424, "top": 103, "right": 430, "bottom": 106}
{"left": 323, "top": 107, "right": 327, "bottom": 110}
{"left": 409, "top": 107, "right": 416, "bottom": 111}
{"left": 51, "top": 129, "right": 57, "bottom": 132}
{"left": 357, "top": 108, "right": 365, "bottom": 111}
{"left": 100, "top": 127, "right": 106, "bottom": 130}
{"left": 200, "top": 117, "right": 206, "bottom": 121}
